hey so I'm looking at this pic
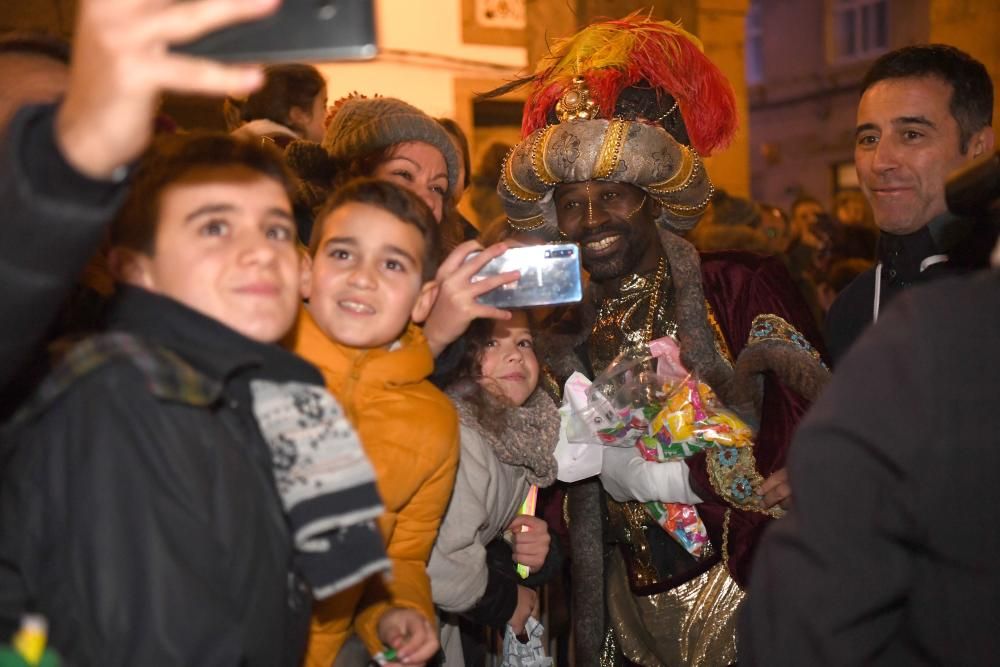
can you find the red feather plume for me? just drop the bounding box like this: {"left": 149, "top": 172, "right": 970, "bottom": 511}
{"left": 522, "top": 12, "right": 737, "bottom": 156}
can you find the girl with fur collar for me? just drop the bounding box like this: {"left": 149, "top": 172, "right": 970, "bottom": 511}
{"left": 427, "top": 312, "right": 562, "bottom": 665}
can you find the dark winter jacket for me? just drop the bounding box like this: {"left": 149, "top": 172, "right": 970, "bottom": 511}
{"left": 825, "top": 215, "right": 996, "bottom": 364}
{"left": 743, "top": 270, "right": 1000, "bottom": 665}
{"left": 0, "top": 286, "right": 320, "bottom": 667}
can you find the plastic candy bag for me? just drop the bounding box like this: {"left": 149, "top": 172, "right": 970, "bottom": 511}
{"left": 582, "top": 336, "right": 757, "bottom": 557}
{"left": 501, "top": 617, "right": 552, "bottom": 667}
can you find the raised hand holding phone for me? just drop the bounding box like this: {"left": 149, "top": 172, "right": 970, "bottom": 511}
{"left": 421, "top": 241, "right": 519, "bottom": 357}
{"left": 57, "top": 0, "right": 281, "bottom": 180}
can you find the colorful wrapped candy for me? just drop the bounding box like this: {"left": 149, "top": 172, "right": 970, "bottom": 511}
{"left": 585, "top": 336, "right": 756, "bottom": 557}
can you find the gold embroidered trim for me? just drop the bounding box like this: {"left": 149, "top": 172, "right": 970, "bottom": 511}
{"left": 663, "top": 182, "right": 715, "bottom": 217}
{"left": 593, "top": 118, "right": 629, "bottom": 180}
{"left": 530, "top": 125, "right": 560, "bottom": 186}
{"left": 647, "top": 146, "right": 698, "bottom": 195}
{"left": 501, "top": 148, "right": 544, "bottom": 202}
{"left": 746, "top": 313, "right": 826, "bottom": 368}
{"left": 706, "top": 442, "right": 784, "bottom": 519}
{"left": 721, "top": 508, "right": 732, "bottom": 573}
{"left": 705, "top": 301, "right": 735, "bottom": 367}
{"left": 506, "top": 214, "right": 546, "bottom": 232}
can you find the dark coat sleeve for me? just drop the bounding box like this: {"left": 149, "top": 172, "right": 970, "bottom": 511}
{"left": 0, "top": 369, "right": 250, "bottom": 666}
{"left": 462, "top": 529, "right": 564, "bottom": 630}
{"left": 0, "top": 104, "right": 125, "bottom": 391}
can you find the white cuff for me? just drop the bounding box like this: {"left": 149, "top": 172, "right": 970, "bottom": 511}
{"left": 599, "top": 446, "right": 702, "bottom": 504}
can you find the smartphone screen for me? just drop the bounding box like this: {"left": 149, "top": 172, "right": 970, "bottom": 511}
{"left": 171, "top": 0, "right": 377, "bottom": 64}
{"left": 470, "top": 244, "right": 583, "bottom": 309}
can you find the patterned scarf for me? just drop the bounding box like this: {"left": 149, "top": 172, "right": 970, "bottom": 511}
{"left": 250, "top": 380, "right": 390, "bottom": 599}
{"left": 448, "top": 382, "right": 561, "bottom": 487}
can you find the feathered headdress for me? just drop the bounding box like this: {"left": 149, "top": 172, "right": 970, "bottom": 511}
{"left": 499, "top": 12, "right": 737, "bottom": 156}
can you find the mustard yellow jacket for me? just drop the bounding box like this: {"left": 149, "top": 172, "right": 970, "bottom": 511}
{"left": 289, "top": 307, "right": 459, "bottom": 662}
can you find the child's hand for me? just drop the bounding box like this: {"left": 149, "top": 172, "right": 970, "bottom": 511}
{"left": 420, "top": 241, "right": 518, "bottom": 357}
{"left": 507, "top": 515, "right": 550, "bottom": 571}
{"left": 376, "top": 607, "right": 438, "bottom": 665}
{"left": 508, "top": 585, "right": 537, "bottom": 636}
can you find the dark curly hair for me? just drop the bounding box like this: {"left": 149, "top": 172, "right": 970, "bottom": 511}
{"left": 442, "top": 313, "right": 537, "bottom": 432}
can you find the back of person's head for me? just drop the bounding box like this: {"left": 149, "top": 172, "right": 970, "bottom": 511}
{"left": 473, "top": 142, "right": 512, "bottom": 189}
{"left": 310, "top": 177, "right": 441, "bottom": 281}
{"left": 112, "top": 133, "right": 297, "bottom": 254}
{"left": 437, "top": 117, "right": 471, "bottom": 192}
{"left": 0, "top": 31, "right": 71, "bottom": 128}
{"left": 790, "top": 195, "right": 822, "bottom": 217}
{"left": 224, "top": 64, "right": 326, "bottom": 139}
{"left": 322, "top": 96, "right": 460, "bottom": 197}
{"left": 862, "top": 44, "right": 993, "bottom": 152}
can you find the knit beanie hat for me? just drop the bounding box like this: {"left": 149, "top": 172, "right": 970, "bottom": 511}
{"left": 322, "top": 97, "right": 460, "bottom": 195}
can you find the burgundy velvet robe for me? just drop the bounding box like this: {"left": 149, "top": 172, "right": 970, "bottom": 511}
{"left": 686, "top": 251, "right": 827, "bottom": 587}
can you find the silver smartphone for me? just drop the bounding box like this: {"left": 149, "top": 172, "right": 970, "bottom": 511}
{"left": 172, "top": 0, "right": 377, "bottom": 63}
{"left": 470, "top": 244, "right": 583, "bottom": 309}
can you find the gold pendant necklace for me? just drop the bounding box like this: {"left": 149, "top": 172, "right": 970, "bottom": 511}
{"left": 642, "top": 256, "right": 678, "bottom": 343}
{"left": 642, "top": 257, "right": 667, "bottom": 343}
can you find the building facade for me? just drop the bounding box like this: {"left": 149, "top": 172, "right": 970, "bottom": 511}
{"left": 747, "top": 0, "right": 999, "bottom": 212}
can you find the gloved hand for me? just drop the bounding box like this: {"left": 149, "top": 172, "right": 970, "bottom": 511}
{"left": 599, "top": 447, "right": 703, "bottom": 505}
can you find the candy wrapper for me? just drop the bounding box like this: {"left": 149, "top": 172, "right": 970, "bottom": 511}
{"left": 583, "top": 337, "right": 756, "bottom": 557}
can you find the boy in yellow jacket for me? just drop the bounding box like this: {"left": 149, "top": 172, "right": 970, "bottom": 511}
{"left": 289, "top": 178, "right": 459, "bottom": 665}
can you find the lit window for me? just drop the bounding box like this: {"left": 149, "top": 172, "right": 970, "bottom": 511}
{"left": 745, "top": 1, "right": 764, "bottom": 85}
{"left": 831, "top": 0, "right": 888, "bottom": 62}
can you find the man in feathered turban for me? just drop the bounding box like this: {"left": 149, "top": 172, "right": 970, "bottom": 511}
{"left": 493, "top": 13, "right": 830, "bottom": 665}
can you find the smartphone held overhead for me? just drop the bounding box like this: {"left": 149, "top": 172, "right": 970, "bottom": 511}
{"left": 471, "top": 244, "right": 584, "bottom": 309}
{"left": 172, "top": 0, "right": 377, "bottom": 63}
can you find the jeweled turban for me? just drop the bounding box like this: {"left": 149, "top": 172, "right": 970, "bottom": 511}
{"left": 492, "top": 12, "right": 738, "bottom": 237}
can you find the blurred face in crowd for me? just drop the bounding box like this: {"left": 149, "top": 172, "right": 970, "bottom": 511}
{"left": 855, "top": 76, "right": 994, "bottom": 234}
{"left": 554, "top": 181, "right": 660, "bottom": 282}
{"left": 478, "top": 311, "right": 539, "bottom": 407}
{"left": 302, "top": 201, "right": 436, "bottom": 349}
{"left": 290, "top": 85, "right": 327, "bottom": 143}
{"left": 118, "top": 167, "right": 301, "bottom": 343}
{"left": 834, "top": 190, "right": 869, "bottom": 227}
{"left": 757, "top": 205, "right": 791, "bottom": 254}
{"left": 791, "top": 199, "right": 823, "bottom": 239}
{"left": 0, "top": 53, "right": 68, "bottom": 131}
{"left": 373, "top": 141, "right": 449, "bottom": 223}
